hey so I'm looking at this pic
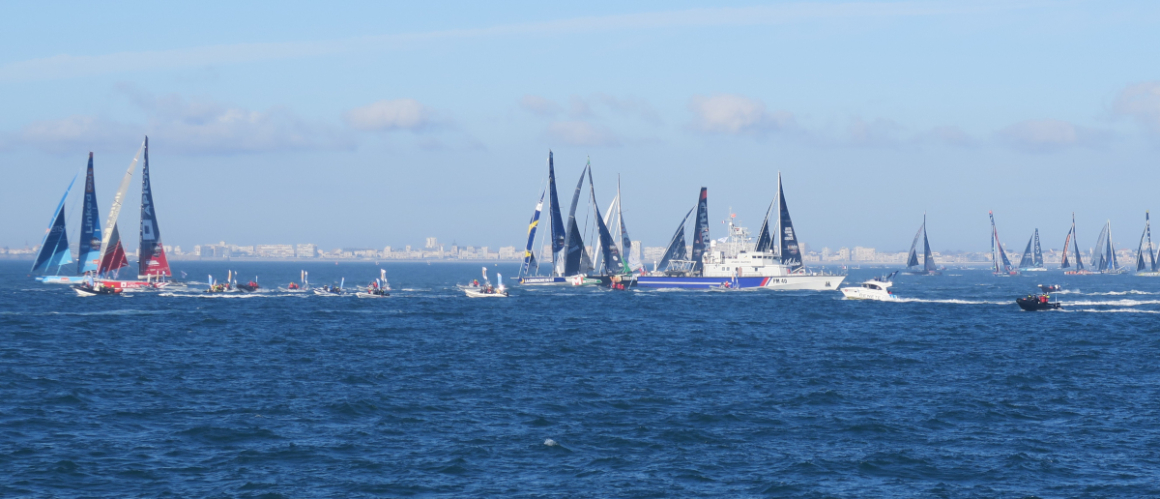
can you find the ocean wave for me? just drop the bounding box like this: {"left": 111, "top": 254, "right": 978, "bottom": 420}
{"left": 895, "top": 298, "right": 1009, "bottom": 305}
{"left": 1065, "top": 299, "right": 1160, "bottom": 306}
{"left": 1086, "top": 290, "right": 1159, "bottom": 296}
{"left": 1065, "top": 308, "right": 1160, "bottom": 314}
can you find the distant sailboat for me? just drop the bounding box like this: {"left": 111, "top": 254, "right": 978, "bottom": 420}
{"left": 137, "top": 137, "right": 172, "bottom": 281}
{"left": 1136, "top": 211, "right": 1159, "bottom": 277}
{"left": 1090, "top": 220, "right": 1124, "bottom": 274}
{"left": 1060, "top": 213, "right": 1089, "bottom": 274}
{"left": 902, "top": 214, "right": 939, "bottom": 275}
{"left": 989, "top": 211, "right": 1017, "bottom": 276}
{"left": 1017, "top": 229, "right": 1046, "bottom": 272}
{"left": 521, "top": 151, "right": 573, "bottom": 285}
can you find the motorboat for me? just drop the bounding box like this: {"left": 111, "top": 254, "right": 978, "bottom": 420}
{"left": 73, "top": 282, "right": 122, "bottom": 297}
{"left": 1016, "top": 294, "right": 1060, "bottom": 311}
{"left": 236, "top": 280, "right": 260, "bottom": 292}
{"left": 466, "top": 271, "right": 508, "bottom": 297}
{"left": 840, "top": 271, "right": 899, "bottom": 301}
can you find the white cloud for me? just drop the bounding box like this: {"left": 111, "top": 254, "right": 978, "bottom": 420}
{"left": 547, "top": 121, "right": 621, "bottom": 147}
{"left": 996, "top": 119, "right": 1106, "bottom": 153}
{"left": 9, "top": 89, "right": 349, "bottom": 155}
{"left": 1113, "top": 81, "right": 1160, "bottom": 136}
{"left": 846, "top": 117, "right": 903, "bottom": 147}
{"left": 344, "top": 99, "right": 434, "bottom": 132}
{"left": 917, "top": 125, "right": 977, "bottom": 147}
{"left": 688, "top": 94, "right": 795, "bottom": 135}
{"left": 594, "top": 93, "right": 661, "bottom": 124}
{"left": 519, "top": 95, "right": 560, "bottom": 116}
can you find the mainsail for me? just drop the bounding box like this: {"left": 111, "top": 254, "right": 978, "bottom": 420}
{"left": 558, "top": 163, "right": 588, "bottom": 277}
{"left": 547, "top": 151, "right": 566, "bottom": 263}
{"left": 921, "top": 214, "right": 935, "bottom": 273}
{"left": 1092, "top": 223, "right": 1109, "bottom": 271}
{"left": 77, "top": 153, "right": 102, "bottom": 274}
{"left": 989, "top": 211, "right": 1014, "bottom": 273}
{"left": 657, "top": 207, "right": 694, "bottom": 272}
{"left": 1033, "top": 229, "right": 1044, "bottom": 267}
{"left": 587, "top": 167, "right": 623, "bottom": 275}
{"left": 777, "top": 173, "right": 802, "bottom": 270}
{"left": 690, "top": 187, "right": 709, "bottom": 275}
{"left": 617, "top": 177, "right": 642, "bottom": 274}
{"left": 1072, "top": 215, "right": 1085, "bottom": 271}
{"left": 906, "top": 223, "right": 923, "bottom": 269}
{"left": 138, "top": 137, "right": 171, "bottom": 278}
{"left": 1019, "top": 229, "right": 1044, "bottom": 269}
{"left": 1137, "top": 212, "right": 1157, "bottom": 273}
{"left": 1060, "top": 228, "right": 1073, "bottom": 269}
{"left": 31, "top": 175, "right": 77, "bottom": 273}
{"left": 1019, "top": 233, "right": 1034, "bottom": 268}
{"left": 519, "top": 191, "right": 544, "bottom": 277}
{"left": 98, "top": 140, "right": 144, "bottom": 276}
{"left": 754, "top": 199, "right": 775, "bottom": 253}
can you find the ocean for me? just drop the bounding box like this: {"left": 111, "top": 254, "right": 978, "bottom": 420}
{"left": 3, "top": 260, "right": 1159, "bottom": 497}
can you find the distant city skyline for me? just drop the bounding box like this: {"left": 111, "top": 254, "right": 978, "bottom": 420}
{"left": 3, "top": 2, "right": 1160, "bottom": 252}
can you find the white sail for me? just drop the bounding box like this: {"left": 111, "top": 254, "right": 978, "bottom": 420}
{"left": 97, "top": 141, "right": 144, "bottom": 269}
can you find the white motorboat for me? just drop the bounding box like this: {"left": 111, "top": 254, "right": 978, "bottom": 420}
{"left": 840, "top": 272, "right": 899, "bottom": 301}
{"left": 356, "top": 291, "right": 389, "bottom": 298}
{"left": 465, "top": 270, "right": 508, "bottom": 297}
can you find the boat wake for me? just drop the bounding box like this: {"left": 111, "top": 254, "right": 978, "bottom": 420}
{"left": 1064, "top": 308, "right": 1160, "bottom": 314}
{"left": 1085, "top": 290, "right": 1159, "bottom": 296}
{"left": 1064, "top": 299, "right": 1160, "bottom": 307}
{"left": 894, "top": 298, "right": 1008, "bottom": 305}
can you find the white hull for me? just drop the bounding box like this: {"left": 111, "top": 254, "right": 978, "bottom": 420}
{"left": 840, "top": 287, "right": 898, "bottom": 301}
{"left": 313, "top": 289, "right": 345, "bottom": 296}
{"left": 761, "top": 274, "right": 846, "bottom": 290}
{"left": 355, "top": 292, "right": 389, "bottom": 298}
{"left": 1019, "top": 267, "right": 1048, "bottom": 272}
{"left": 1136, "top": 272, "right": 1160, "bottom": 277}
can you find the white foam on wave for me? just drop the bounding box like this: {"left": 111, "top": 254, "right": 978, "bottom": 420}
{"left": 1064, "top": 308, "right": 1160, "bottom": 314}
{"left": 1065, "top": 299, "right": 1160, "bottom": 307}
{"left": 44, "top": 309, "right": 171, "bottom": 316}
{"left": 895, "top": 298, "right": 1008, "bottom": 305}
{"left": 1086, "top": 290, "right": 1158, "bottom": 296}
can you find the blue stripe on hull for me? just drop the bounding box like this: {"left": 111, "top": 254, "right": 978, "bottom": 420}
{"left": 636, "top": 276, "right": 768, "bottom": 289}
{"left": 519, "top": 276, "right": 568, "bottom": 285}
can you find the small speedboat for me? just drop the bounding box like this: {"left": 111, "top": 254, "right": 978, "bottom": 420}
{"left": 1017, "top": 294, "right": 1060, "bottom": 311}
{"left": 1038, "top": 284, "right": 1062, "bottom": 293}
{"left": 314, "top": 286, "right": 345, "bottom": 296}
{"left": 465, "top": 287, "right": 508, "bottom": 298}
{"left": 840, "top": 271, "right": 899, "bottom": 301}
{"left": 73, "top": 283, "right": 122, "bottom": 297}
{"left": 236, "top": 281, "right": 260, "bottom": 292}
{"left": 356, "top": 289, "right": 390, "bottom": 298}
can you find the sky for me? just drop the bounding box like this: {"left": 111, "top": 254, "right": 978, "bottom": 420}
{"left": 2, "top": 1, "right": 1159, "bottom": 254}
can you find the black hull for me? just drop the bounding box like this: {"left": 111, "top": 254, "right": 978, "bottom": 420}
{"left": 236, "top": 284, "right": 260, "bottom": 292}
{"left": 1016, "top": 297, "right": 1061, "bottom": 311}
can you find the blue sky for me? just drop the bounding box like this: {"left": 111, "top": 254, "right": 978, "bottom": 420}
{"left": 3, "top": 1, "right": 1159, "bottom": 253}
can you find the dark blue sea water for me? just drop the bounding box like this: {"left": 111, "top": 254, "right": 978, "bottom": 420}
{"left": 3, "top": 260, "right": 1159, "bottom": 497}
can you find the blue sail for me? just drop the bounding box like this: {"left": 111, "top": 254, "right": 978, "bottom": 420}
{"left": 32, "top": 175, "right": 77, "bottom": 273}
{"left": 560, "top": 164, "right": 588, "bottom": 276}
{"left": 520, "top": 192, "right": 544, "bottom": 277}
{"left": 138, "top": 137, "right": 171, "bottom": 277}
{"left": 587, "top": 167, "right": 623, "bottom": 275}
{"left": 547, "top": 151, "right": 566, "bottom": 259}
{"left": 690, "top": 187, "right": 709, "bottom": 275}
{"left": 778, "top": 174, "right": 802, "bottom": 270}
{"left": 657, "top": 207, "right": 694, "bottom": 272}
{"left": 77, "top": 153, "right": 102, "bottom": 274}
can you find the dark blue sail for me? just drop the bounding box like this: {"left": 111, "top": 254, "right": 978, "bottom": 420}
{"left": 587, "top": 167, "right": 623, "bottom": 275}
{"left": 777, "top": 175, "right": 801, "bottom": 270}
{"left": 32, "top": 177, "right": 76, "bottom": 273}
{"left": 77, "top": 153, "right": 102, "bottom": 274}
{"left": 1033, "top": 229, "right": 1043, "bottom": 267}
{"left": 754, "top": 200, "right": 774, "bottom": 253}
{"left": 906, "top": 224, "right": 922, "bottom": 268}
{"left": 138, "top": 137, "right": 171, "bottom": 277}
{"left": 1019, "top": 233, "right": 1035, "bottom": 268}
{"left": 657, "top": 207, "right": 694, "bottom": 272}
{"left": 690, "top": 187, "right": 709, "bottom": 275}
{"left": 520, "top": 192, "right": 544, "bottom": 277}
{"left": 1073, "top": 215, "right": 1085, "bottom": 271}
{"left": 560, "top": 164, "right": 588, "bottom": 276}
{"left": 547, "top": 151, "right": 566, "bottom": 258}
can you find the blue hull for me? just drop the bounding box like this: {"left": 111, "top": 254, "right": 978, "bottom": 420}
{"left": 636, "top": 276, "right": 772, "bottom": 289}
{"left": 519, "top": 276, "right": 567, "bottom": 285}
{"left": 36, "top": 275, "right": 87, "bottom": 284}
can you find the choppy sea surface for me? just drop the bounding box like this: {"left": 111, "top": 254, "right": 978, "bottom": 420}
{"left": 3, "top": 260, "right": 1160, "bottom": 497}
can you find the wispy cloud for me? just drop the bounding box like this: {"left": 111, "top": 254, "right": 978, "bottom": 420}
{"left": 547, "top": 121, "right": 621, "bottom": 147}
{"left": 519, "top": 95, "right": 561, "bottom": 117}
{"left": 1113, "top": 81, "right": 1160, "bottom": 137}
{"left": 344, "top": 99, "right": 436, "bottom": 132}
{"left": 916, "top": 125, "right": 978, "bottom": 147}
{"left": 845, "top": 117, "right": 903, "bottom": 147}
{"left": 687, "top": 94, "right": 795, "bottom": 135}
{"left": 7, "top": 88, "right": 349, "bottom": 155}
{"left": 0, "top": 2, "right": 1035, "bottom": 82}
{"left": 996, "top": 119, "right": 1108, "bottom": 153}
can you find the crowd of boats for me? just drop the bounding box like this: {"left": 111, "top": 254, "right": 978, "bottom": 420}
{"left": 28, "top": 144, "right": 1160, "bottom": 306}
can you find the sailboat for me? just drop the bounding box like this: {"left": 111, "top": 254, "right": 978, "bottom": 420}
{"left": 989, "top": 211, "right": 1017, "bottom": 276}
{"left": 95, "top": 137, "right": 171, "bottom": 289}
{"left": 902, "top": 214, "right": 939, "bottom": 275}
{"left": 31, "top": 174, "right": 77, "bottom": 281}
{"left": 1017, "top": 229, "right": 1046, "bottom": 272}
{"left": 1135, "top": 212, "right": 1159, "bottom": 276}
{"left": 637, "top": 174, "right": 844, "bottom": 290}
{"left": 1061, "top": 213, "right": 1090, "bottom": 275}
{"left": 520, "top": 152, "right": 574, "bottom": 285}
{"left": 36, "top": 153, "right": 106, "bottom": 285}
{"left": 1091, "top": 220, "right": 1125, "bottom": 275}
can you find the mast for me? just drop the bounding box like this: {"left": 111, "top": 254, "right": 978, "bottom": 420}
{"left": 690, "top": 187, "right": 709, "bottom": 276}
{"left": 31, "top": 175, "right": 77, "bottom": 274}
{"left": 1149, "top": 212, "right": 1158, "bottom": 272}
{"left": 519, "top": 191, "right": 544, "bottom": 278}
{"left": 138, "top": 137, "right": 171, "bottom": 278}
{"left": 98, "top": 141, "right": 144, "bottom": 276}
